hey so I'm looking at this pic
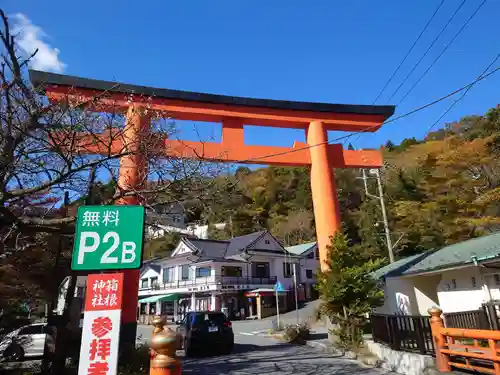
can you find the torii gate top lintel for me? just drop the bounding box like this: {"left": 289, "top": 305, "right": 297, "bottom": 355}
{"left": 30, "top": 70, "right": 394, "bottom": 130}
{"left": 30, "top": 70, "right": 394, "bottom": 168}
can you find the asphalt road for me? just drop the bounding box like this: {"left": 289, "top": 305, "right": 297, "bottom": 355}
{"left": 138, "top": 322, "right": 393, "bottom": 375}
{"left": 2, "top": 331, "right": 392, "bottom": 375}
{"left": 180, "top": 333, "right": 393, "bottom": 375}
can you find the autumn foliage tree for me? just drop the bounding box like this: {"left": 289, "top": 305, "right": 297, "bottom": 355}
{"left": 0, "top": 10, "right": 227, "bottom": 367}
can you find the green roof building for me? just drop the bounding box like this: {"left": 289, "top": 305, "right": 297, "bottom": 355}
{"left": 373, "top": 232, "right": 500, "bottom": 316}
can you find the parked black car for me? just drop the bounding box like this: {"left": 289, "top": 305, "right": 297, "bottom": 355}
{"left": 176, "top": 311, "right": 234, "bottom": 356}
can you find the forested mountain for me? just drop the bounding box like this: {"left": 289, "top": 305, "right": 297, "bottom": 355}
{"left": 183, "top": 105, "right": 500, "bottom": 261}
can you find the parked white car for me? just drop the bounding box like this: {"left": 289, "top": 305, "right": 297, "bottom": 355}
{"left": 0, "top": 323, "right": 55, "bottom": 361}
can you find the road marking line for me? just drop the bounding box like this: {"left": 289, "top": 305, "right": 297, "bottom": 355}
{"left": 238, "top": 332, "right": 254, "bottom": 336}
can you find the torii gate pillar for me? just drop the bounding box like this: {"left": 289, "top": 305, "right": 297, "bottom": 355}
{"left": 307, "top": 121, "right": 342, "bottom": 270}
{"left": 115, "top": 105, "right": 150, "bottom": 347}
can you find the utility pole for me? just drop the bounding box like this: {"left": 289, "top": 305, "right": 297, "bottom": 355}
{"left": 358, "top": 168, "right": 395, "bottom": 264}
{"left": 361, "top": 168, "right": 369, "bottom": 195}
{"left": 373, "top": 168, "right": 395, "bottom": 264}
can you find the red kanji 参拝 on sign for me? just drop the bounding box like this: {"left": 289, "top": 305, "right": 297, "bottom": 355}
{"left": 89, "top": 338, "right": 111, "bottom": 361}
{"left": 91, "top": 317, "right": 112, "bottom": 338}
{"left": 84, "top": 273, "right": 123, "bottom": 312}
{"left": 87, "top": 361, "right": 109, "bottom": 375}
{"left": 79, "top": 273, "right": 123, "bottom": 375}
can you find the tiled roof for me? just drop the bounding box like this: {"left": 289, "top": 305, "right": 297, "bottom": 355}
{"left": 371, "top": 253, "right": 428, "bottom": 279}
{"left": 155, "top": 230, "right": 287, "bottom": 265}
{"left": 285, "top": 242, "right": 317, "bottom": 255}
{"left": 225, "top": 230, "right": 267, "bottom": 258}
{"left": 185, "top": 238, "right": 229, "bottom": 261}
{"left": 140, "top": 263, "right": 161, "bottom": 276}
{"left": 373, "top": 232, "right": 500, "bottom": 279}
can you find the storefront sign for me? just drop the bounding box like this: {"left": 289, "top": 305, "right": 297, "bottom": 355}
{"left": 78, "top": 273, "right": 124, "bottom": 375}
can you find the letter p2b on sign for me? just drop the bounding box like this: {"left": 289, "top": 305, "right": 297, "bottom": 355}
{"left": 72, "top": 206, "right": 145, "bottom": 271}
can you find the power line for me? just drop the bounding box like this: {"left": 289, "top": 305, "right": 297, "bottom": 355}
{"left": 236, "top": 65, "right": 500, "bottom": 164}
{"left": 372, "top": 0, "right": 445, "bottom": 104}
{"left": 426, "top": 52, "right": 500, "bottom": 135}
{"left": 397, "top": 0, "right": 487, "bottom": 105}
{"left": 386, "top": 0, "right": 468, "bottom": 103}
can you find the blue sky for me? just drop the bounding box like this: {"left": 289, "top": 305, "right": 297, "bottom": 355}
{"left": 5, "top": 0, "right": 500, "bottom": 154}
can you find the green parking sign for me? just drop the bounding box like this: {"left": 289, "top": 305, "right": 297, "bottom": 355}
{"left": 72, "top": 205, "right": 145, "bottom": 270}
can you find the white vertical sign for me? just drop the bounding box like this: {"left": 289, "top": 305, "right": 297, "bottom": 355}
{"left": 78, "top": 273, "right": 124, "bottom": 375}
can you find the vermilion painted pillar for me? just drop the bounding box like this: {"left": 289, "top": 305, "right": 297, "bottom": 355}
{"left": 116, "top": 105, "right": 150, "bottom": 348}
{"left": 428, "top": 308, "right": 451, "bottom": 372}
{"left": 307, "top": 121, "right": 342, "bottom": 271}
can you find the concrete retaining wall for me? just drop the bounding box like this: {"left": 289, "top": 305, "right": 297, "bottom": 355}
{"left": 364, "top": 339, "right": 436, "bottom": 375}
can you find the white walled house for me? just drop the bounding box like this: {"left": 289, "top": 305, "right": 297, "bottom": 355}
{"left": 372, "top": 232, "right": 500, "bottom": 316}
{"left": 138, "top": 231, "right": 320, "bottom": 322}
{"left": 146, "top": 202, "right": 185, "bottom": 229}
{"left": 145, "top": 222, "right": 227, "bottom": 240}
{"left": 285, "top": 242, "right": 321, "bottom": 301}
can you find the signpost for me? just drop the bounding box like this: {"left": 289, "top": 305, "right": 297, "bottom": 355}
{"left": 72, "top": 205, "right": 145, "bottom": 375}
{"left": 78, "top": 273, "right": 124, "bottom": 375}
{"left": 292, "top": 263, "right": 299, "bottom": 326}
{"left": 72, "top": 206, "right": 145, "bottom": 270}
{"left": 274, "top": 281, "right": 284, "bottom": 329}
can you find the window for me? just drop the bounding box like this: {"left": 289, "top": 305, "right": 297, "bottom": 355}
{"left": 495, "top": 274, "right": 500, "bottom": 286}
{"left": 307, "top": 252, "right": 314, "bottom": 259}
{"left": 141, "top": 278, "right": 148, "bottom": 289}
{"left": 192, "top": 312, "right": 227, "bottom": 326}
{"left": 75, "top": 286, "right": 84, "bottom": 298}
{"left": 315, "top": 248, "right": 319, "bottom": 260}
{"left": 43, "top": 326, "right": 56, "bottom": 336}
{"left": 19, "top": 325, "right": 44, "bottom": 335}
{"left": 283, "top": 262, "right": 298, "bottom": 278}
{"left": 150, "top": 277, "right": 158, "bottom": 287}
{"left": 265, "top": 239, "right": 270, "bottom": 245}
{"left": 253, "top": 262, "right": 270, "bottom": 278}
{"left": 181, "top": 265, "right": 190, "bottom": 280}
{"left": 222, "top": 266, "right": 242, "bottom": 277}
{"left": 283, "top": 262, "right": 293, "bottom": 278}
{"left": 161, "top": 301, "right": 174, "bottom": 315}
{"left": 163, "top": 267, "right": 175, "bottom": 283}
{"left": 451, "top": 279, "right": 457, "bottom": 289}
{"left": 306, "top": 269, "right": 313, "bottom": 279}
{"left": 196, "top": 267, "right": 211, "bottom": 278}
{"left": 472, "top": 276, "right": 477, "bottom": 288}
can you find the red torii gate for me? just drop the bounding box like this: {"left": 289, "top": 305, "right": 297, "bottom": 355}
{"left": 30, "top": 70, "right": 394, "bottom": 345}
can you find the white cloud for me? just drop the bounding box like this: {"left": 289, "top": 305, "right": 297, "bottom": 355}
{"left": 12, "top": 13, "right": 66, "bottom": 73}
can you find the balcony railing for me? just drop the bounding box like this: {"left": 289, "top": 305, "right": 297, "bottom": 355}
{"left": 139, "top": 275, "right": 277, "bottom": 291}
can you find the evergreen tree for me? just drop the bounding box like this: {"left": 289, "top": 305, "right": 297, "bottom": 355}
{"left": 384, "top": 140, "right": 395, "bottom": 151}
{"left": 315, "top": 233, "right": 384, "bottom": 349}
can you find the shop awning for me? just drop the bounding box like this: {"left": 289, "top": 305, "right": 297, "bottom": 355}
{"left": 139, "top": 294, "right": 178, "bottom": 303}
